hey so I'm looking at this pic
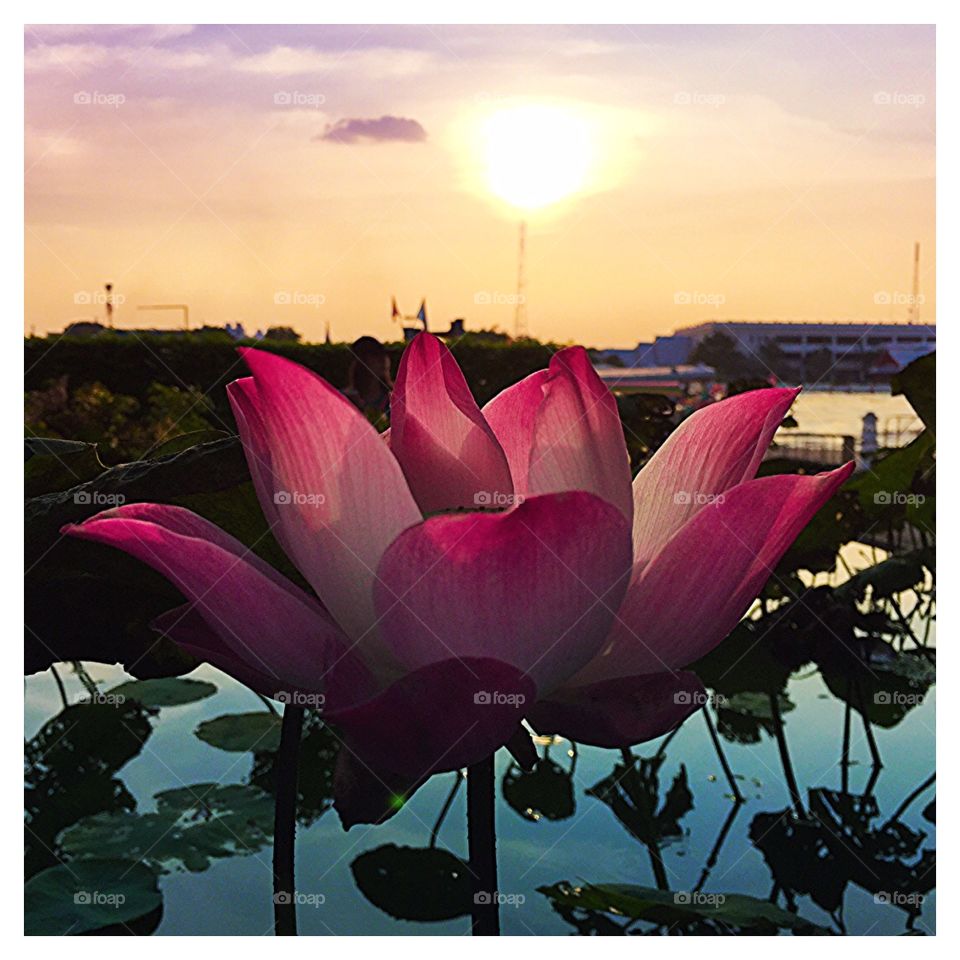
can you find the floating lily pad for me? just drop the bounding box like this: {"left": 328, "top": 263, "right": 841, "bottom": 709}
{"left": 351, "top": 844, "right": 473, "bottom": 922}
{"left": 724, "top": 691, "right": 795, "bottom": 721}
{"left": 25, "top": 701, "right": 152, "bottom": 880}
{"left": 25, "top": 859, "right": 162, "bottom": 935}
{"left": 195, "top": 712, "right": 282, "bottom": 752}
{"left": 108, "top": 677, "right": 217, "bottom": 708}
{"left": 60, "top": 783, "right": 275, "bottom": 873}
{"left": 539, "top": 881, "right": 829, "bottom": 934}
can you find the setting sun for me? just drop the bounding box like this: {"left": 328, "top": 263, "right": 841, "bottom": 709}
{"left": 482, "top": 104, "right": 593, "bottom": 210}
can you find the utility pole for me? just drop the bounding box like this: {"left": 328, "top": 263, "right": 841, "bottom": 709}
{"left": 908, "top": 241, "right": 921, "bottom": 324}
{"left": 104, "top": 283, "right": 114, "bottom": 328}
{"left": 514, "top": 220, "right": 528, "bottom": 339}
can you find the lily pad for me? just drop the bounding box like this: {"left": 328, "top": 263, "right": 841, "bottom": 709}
{"left": 195, "top": 712, "right": 282, "bottom": 752}
{"left": 25, "top": 859, "right": 162, "bottom": 935}
{"left": 60, "top": 783, "right": 275, "bottom": 873}
{"left": 108, "top": 677, "right": 217, "bottom": 708}
{"left": 539, "top": 881, "right": 829, "bottom": 934}
{"left": 351, "top": 844, "right": 473, "bottom": 922}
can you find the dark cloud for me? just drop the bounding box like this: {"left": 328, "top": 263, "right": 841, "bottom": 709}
{"left": 316, "top": 115, "right": 427, "bottom": 144}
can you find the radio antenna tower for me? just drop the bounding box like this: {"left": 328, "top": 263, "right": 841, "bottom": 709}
{"left": 514, "top": 220, "right": 528, "bottom": 338}
{"left": 908, "top": 241, "right": 921, "bottom": 325}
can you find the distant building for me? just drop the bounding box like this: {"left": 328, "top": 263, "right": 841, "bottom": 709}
{"left": 677, "top": 320, "right": 935, "bottom": 377}
{"left": 595, "top": 321, "right": 934, "bottom": 381}
{"left": 593, "top": 335, "right": 693, "bottom": 369}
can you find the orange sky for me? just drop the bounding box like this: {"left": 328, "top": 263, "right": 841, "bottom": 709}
{"left": 25, "top": 24, "right": 935, "bottom": 347}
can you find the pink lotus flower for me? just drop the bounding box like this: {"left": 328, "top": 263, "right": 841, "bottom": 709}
{"left": 63, "top": 333, "right": 852, "bottom": 823}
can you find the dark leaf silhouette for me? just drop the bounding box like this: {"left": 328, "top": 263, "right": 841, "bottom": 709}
{"left": 351, "top": 844, "right": 473, "bottom": 922}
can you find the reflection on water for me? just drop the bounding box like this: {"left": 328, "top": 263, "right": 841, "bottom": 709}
{"left": 787, "top": 390, "right": 918, "bottom": 438}
{"left": 24, "top": 562, "right": 935, "bottom": 935}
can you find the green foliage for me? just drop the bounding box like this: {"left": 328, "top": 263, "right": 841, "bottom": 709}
{"left": 891, "top": 351, "right": 935, "bottom": 431}
{"left": 25, "top": 860, "right": 162, "bottom": 936}
{"left": 24, "top": 437, "right": 274, "bottom": 677}
{"left": 24, "top": 438, "right": 105, "bottom": 496}
{"left": 24, "top": 334, "right": 561, "bottom": 418}
{"left": 60, "top": 783, "right": 275, "bottom": 873}
{"left": 108, "top": 677, "right": 217, "bottom": 708}
{"left": 351, "top": 844, "right": 473, "bottom": 922}
{"left": 25, "top": 375, "right": 215, "bottom": 464}
{"left": 25, "top": 700, "right": 153, "bottom": 879}
{"left": 689, "top": 331, "right": 762, "bottom": 380}
{"left": 195, "top": 712, "right": 283, "bottom": 752}
{"left": 538, "top": 881, "right": 830, "bottom": 934}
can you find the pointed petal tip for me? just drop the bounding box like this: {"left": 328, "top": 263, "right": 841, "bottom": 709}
{"left": 832, "top": 460, "right": 857, "bottom": 483}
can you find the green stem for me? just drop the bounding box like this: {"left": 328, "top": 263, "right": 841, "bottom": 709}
{"left": 273, "top": 705, "right": 304, "bottom": 936}
{"left": 467, "top": 755, "right": 500, "bottom": 936}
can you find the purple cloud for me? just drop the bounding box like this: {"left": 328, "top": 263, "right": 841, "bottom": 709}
{"left": 316, "top": 115, "right": 427, "bottom": 144}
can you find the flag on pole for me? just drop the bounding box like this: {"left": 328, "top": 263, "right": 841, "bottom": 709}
{"left": 417, "top": 299, "right": 427, "bottom": 330}
{"left": 391, "top": 297, "right": 400, "bottom": 322}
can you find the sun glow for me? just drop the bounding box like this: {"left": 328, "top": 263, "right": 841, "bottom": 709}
{"left": 482, "top": 104, "right": 594, "bottom": 210}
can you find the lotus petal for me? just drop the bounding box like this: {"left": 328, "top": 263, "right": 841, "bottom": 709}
{"left": 390, "top": 333, "right": 512, "bottom": 514}
{"left": 631, "top": 387, "right": 800, "bottom": 567}
{"left": 373, "top": 491, "right": 632, "bottom": 696}
{"left": 238, "top": 348, "right": 421, "bottom": 660}
{"left": 574, "top": 463, "right": 854, "bottom": 683}
{"left": 62, "top": 504, "right": 375, "bottom": 707}
{"left": 527, "top": 672, "right": 705, "bottom": 748}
